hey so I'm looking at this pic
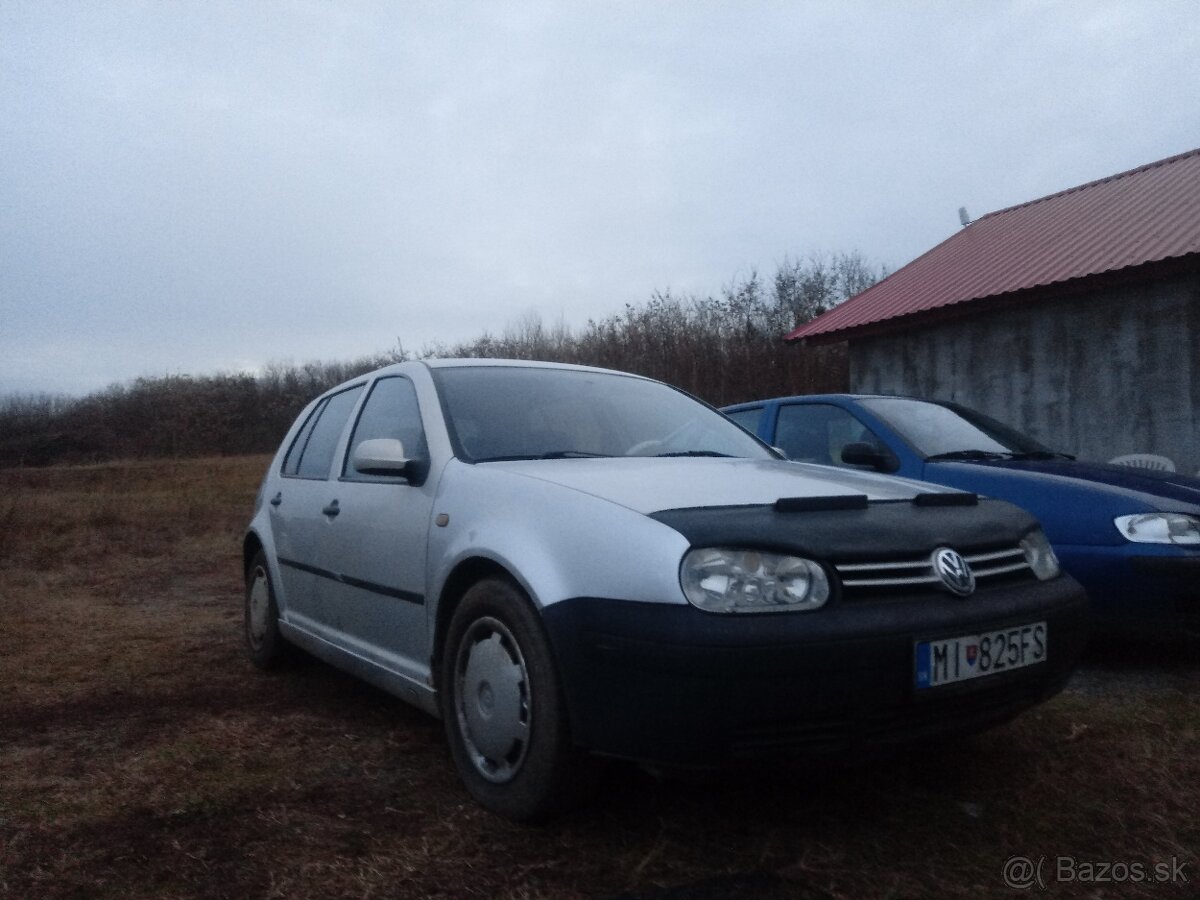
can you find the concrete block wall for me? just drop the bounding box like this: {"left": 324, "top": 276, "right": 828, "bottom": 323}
{"left": 849, "top": 273, "right": 1200, "bottom": 474}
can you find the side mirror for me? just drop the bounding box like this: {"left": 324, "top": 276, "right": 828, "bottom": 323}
{"left": 352, "top": 438, "right": 417, "bottom": 478}
{"left": 841, "top": 442, "right": 895, "bottom": 472}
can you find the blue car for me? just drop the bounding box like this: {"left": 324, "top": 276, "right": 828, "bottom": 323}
{"left": 722, "top": 394, "right": 1200, "bottom": 637}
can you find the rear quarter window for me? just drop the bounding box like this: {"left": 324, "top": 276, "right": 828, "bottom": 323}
{"left": 282, "top": 400, "right": 325, "bottom": 476}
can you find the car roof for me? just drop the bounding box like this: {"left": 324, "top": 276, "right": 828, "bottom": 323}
{"left": 723, "top": 393, "right": 928, "bottom": 408}
{"left": 320, "top": 358, "right": 659, "bottom": 398}
{"left": 419, "top": 358, "right": 640, "bottom": 378}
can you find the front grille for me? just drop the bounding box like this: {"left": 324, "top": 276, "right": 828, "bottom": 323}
{"left": 834, "top": 545, "right": 1033, "bottom": 598}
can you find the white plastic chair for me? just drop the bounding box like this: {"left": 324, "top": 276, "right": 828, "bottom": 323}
{"left": 1108, "top": 453, "right": 1176, "bottom": 472}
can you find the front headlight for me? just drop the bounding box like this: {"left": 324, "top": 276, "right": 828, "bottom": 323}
{"left": 1114, "top": 513, "right": 1200, "bottom": 546}
{"left": 681, "top": 547, "right": 830, "bottom": 613}
{"left": 1020, "top": 529, "right": 1061, "bottom": 580}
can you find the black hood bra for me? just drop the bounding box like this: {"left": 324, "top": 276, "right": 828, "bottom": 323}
{"left": 650, "top": 497, "right": 1036, "bottom": 560}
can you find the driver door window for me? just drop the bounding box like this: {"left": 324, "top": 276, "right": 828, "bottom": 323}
{"left": 343, "top": 376, "right": 428, "bottom": 480}
{"left": 776, "top": 403, "right": 886, "bottom": 467}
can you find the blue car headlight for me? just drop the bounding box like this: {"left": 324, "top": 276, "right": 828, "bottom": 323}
{"left": 681, "top": 547, "right": 830, "bottom": 613}
{"left": 1114, "top": 513, "right": 1200, "bottom": 546}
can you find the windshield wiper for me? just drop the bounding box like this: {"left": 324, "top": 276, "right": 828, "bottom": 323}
{"left": 925, "top": 449, "right": 1012, "bottom": 461}
{"left": 1007, "top": 450, "right": 1076, "bottom": 461}
{"left": 475, "top": 451, "right": 612, "bottom": 462}
{"left": 654, "top": 450, "right": 735, "bottom": 458}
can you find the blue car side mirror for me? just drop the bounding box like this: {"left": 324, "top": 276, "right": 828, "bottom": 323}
{"left": 841, "top": 442, "right": 898, "bottom": 473}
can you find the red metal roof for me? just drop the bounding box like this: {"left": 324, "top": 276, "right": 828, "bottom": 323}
{"left": 787, "top": 146, "right": 1200, "bottom": 342}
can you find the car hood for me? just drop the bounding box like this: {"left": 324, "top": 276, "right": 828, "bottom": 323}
{"left": 487, "top": 457, "right": 951, "bottom": 515}
{"left": 950, "top": 458, "right": 1200, "bottom": 509}
{"left": 923, "top": 459, "right": 1200, "bottom": 547}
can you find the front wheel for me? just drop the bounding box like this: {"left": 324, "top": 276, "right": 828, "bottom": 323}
{"left": 440, "top": 577, "right": 591, "bottom": 821}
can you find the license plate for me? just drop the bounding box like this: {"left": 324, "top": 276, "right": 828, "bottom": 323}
{"left": 915, "top": 621, "right": 1047, "bottom": 689}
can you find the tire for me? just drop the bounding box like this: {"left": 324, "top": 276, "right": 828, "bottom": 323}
{"left": 244, "top": 550, "right": 293, "bottom": 669}
{"left": 440, "top": 577, "right": 591, "bottom": 822}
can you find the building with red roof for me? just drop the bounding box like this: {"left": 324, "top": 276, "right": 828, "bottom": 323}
{"left": 787, "top": 147, "right": 1200, "bottom": 471}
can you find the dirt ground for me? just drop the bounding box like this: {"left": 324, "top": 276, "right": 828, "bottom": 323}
{"left": 1, "top": 457, "right": 1197, "bottom": 898}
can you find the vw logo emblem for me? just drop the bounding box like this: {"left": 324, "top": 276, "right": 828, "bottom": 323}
{"left": 932, "top": 547, "right": 975, "bottom": 597}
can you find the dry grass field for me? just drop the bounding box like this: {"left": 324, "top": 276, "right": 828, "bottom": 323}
{"left": 1, "top": 457, "right": 1197, "bottom": 899}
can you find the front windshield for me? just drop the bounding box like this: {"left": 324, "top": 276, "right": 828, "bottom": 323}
{"left": 858, "top": 397, "right": 1050, "bottom": 459}
{"left": 432, "top": 366, "right": 772, "bottom": 463}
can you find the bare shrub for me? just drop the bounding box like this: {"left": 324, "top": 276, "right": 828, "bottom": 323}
{"left": 0, "top": 254, "right": 881, "bottom": 466}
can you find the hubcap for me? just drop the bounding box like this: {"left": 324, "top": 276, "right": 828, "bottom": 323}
{"left": 454, "top": 617, "right": 530, "bottom": 783}
{"left": 248, "top": 567, "right": 271, "bottom": 649}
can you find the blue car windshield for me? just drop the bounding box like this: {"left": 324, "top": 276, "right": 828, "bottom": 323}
{"left": 859, "top": 397, "right": 1051, "bottom": 459}
{"left": 432, "top": 366, "right": 773, "bottom": 463}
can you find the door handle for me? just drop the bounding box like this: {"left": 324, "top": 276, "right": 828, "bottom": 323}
{"left": 269, "top": 492, "right": 282, "bottom": 507}
{"left": 322, "top": 500, "right": 341, "bottom": 517}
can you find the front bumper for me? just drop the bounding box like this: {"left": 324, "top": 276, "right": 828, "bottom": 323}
{"left": 1057, "top": 545, "right": 1200, "bottom": 635}
{"left": 541, "top": 576, "right": 1088, "bottom": 766}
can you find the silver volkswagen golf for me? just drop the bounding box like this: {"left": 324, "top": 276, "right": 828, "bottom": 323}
{"left": 243, "top": 359, "right": 1088, "bottom": 820}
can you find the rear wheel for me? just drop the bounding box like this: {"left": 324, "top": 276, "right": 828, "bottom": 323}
{"left": 440, "top": 577, "right": 590, "bottom": 821}
{"left": 244, "top": 550, "right": 292, "bottom": 669}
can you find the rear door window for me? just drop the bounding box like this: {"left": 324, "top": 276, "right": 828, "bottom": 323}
{"left": 284, "top": 385, "right": 365, "bottom": 479}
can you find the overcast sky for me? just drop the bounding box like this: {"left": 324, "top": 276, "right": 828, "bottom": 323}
{"left": 2, "top": 1, "right": 1197, "bottom": 396}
